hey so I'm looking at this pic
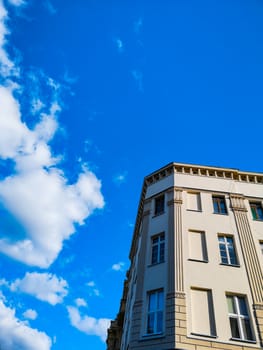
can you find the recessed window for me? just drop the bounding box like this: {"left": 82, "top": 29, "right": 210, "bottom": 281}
{"left": 151, "top": 233, "right": 165, "bottom": 265}
{"left": 250, "top": 202, "right": 263, "bottom": 221}
{"left": 218, "top": 235, "right": 238, "bottom": 266}
{"left": 146, "top": 290, "right": 164, "bottom": 335}
{"left": 260, "top": 241, "right": 263, "bottom": 255}
{"left": 187, "top": 192, "right": 202, "bottom": 211}
{"left": 227, "top": 295, "right": 254, "bottom": 341}
{"left": 191, "top": 288, "right": 216, "bottom": 337}
{"left": 212, "top": 196, "right": 227, "bottom": 214}
{"left": 189, "top": 230, "right": 208, "bottom": 262}
{"left": 154, "top": 195, "right": 164, "bottom": 216}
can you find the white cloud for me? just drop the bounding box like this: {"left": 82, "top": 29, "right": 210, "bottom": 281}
{"left": 131, "top": 69, "right": 143, "bottom": 92}
{"left": 134, "top": 17, "right": 143, "bottom": 34}
{"left": 0, "top": 1, "right": 105, "bottom": 268}
{"left": 112, "top": 171, "right": 127, "bottom": 186}
{"left": 113, "top": 37, "right": 124, "bottom": 53}
{"left": 111, "top": 262, "right": 125, "bottom": 272}
{"left": 0, "top": 300, "right": 51, "bottom": 350}
{"left": 86, "top": 281, "right": 100, "bottom": 297}
{"left": 75, "top": 298, "right": 87, "bottom": 308}
{"left": 44, "top": 0, "right": 57, "bottom": 15}
{"left": 10, "top": 272, "right": 68, "bottom": 305}
{"left": 67, "top": 306, "right": 110, "bottom": 342}
{"left": 8, "top": 0, "right": 26, "bottom": 6}
{"left": 23, "top": 309, "right": 38, "bottom": 320}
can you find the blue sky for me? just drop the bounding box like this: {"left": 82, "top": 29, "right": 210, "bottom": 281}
{"left": 0, "top": 0, "right": 262, "bottom": 349}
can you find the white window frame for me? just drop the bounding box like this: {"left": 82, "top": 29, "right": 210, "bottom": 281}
{"left": 218, "top": 235, "right": 238, "bottom": 265}
{"left": 151, "top": 233, "right": 165, "bottom": 265}
{"left": 146, "top": 289, "right": 164, "bottom": 335}
{"left": 227, "top": 295, "right": 254, "bottom": 341}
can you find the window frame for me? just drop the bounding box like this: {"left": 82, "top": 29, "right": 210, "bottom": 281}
{"left": 250, "top": 202, "right": 263, "bottom": 221}
{"left": 218, "top": 235, "right": 239, "bottom": 266}
{"left": 226, "top": 295, "right": 254, "bottom": 342}
{"left": 154, "top": 195, "right": 165, "bottom": 216}
{"left": 212, "top": 195, "right": 227, "bottom": 215}
{"left": 146, "top": 289, "right": 164, "bottom": 335}
{"left": 151, "top": 233, "right": 165, "bottom": 265}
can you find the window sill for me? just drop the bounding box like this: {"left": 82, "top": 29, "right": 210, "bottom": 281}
{"left": 191, "top": 332, "right": 217, "bottom": 339}
{"left": 141, "top": 333, "right": 164, "bottom": 340}
{"left": 230, "top": 337, "right": 256, "bottom": 344}
{"left": 188, "top": 259, "right": 208, "bottom": 263}
{"left": 152, "top": 212, "right": 165, "bottom": 218}
{"left": 220, "top": 263, "right": 240, "bottom": 268}
{"left": 186, "top": 209, "right": 202, "bottom": 213}
{"left": 213, "top": 212, "right": 228, "bottom": 215}
{"left": 252, "top": 218, "right": 263, "bottom": 222}
{"left": 148, "top": 261, "right": 165, "bottom": 267}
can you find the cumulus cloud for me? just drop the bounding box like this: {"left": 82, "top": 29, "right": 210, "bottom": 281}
{"left": 111, "top": 262, "right": 125, "bottom": 272}
{"left": 67, "top": 306, "right": 110, "bottom": 342}
{"left": 75, "top": 298, "right": 87, "bottom": 308}
{"left": 10, "top": 272, "right": 68, "bottom": 305}
{"left": 0, "top": 1, "right": 105, "bottom": 268}
{"left": 23, "top": 308, "right": 38, "bottom": 320}
{"left": 0, "top": 300, "right": 51, "bottom": 350}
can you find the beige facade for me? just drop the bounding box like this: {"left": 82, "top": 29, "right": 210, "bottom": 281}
{"left": 107, "top": 162, "right": 263, "bottom": 350}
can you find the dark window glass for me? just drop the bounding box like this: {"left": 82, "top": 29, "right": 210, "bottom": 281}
{"left": 155, "top": 195, "right": 164, "bottom": 215}
{"left": 250, "top": 202, "right": 263, "bottom": 220}
{"left": 213, "top": 196, "right": 227, "bottom": 214}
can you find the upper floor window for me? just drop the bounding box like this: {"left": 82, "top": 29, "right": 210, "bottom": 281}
{"left": 218, "top": 235, "right": 238, "bottom": 266}
{"left": 154, "top": 195, "right": 164, "bottom": 216}
{"left": 212, "top": 196, "right": 227, "bottom": 214}
{"left": 147, "top": 289, "right": 164, "bottom": 335}
{"left": 227, "top": 295, "right": 254, "bottom": 341}
{"left": 250, "top": 202, "right": 263, "bottom": 221}
{"left": 151, "top": 233, "right": 165, "bottom": 265}
{"left": 187, "top": 192, "right": 202, "bottom": 211}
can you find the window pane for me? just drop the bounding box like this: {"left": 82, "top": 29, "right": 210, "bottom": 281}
{"left": 152, "top": 245, "right": 158, "bottom": 264}
{"left": 160, "top": 242, "right": 165, "bottom": 262}
{"left": 147, "top": 313, "right": 154, "bottom": 334}
{"left": 220, "top": 200, "right": 226, "bottom": 213}
{"left": 258, "top": 206, "right": 263, "bottom": 220}
{"left": 242, "top": 318, "right": 253, "bottom": 340}
{"left": 213, "top": 199, "right": 219, "bottom": 213}
{"left": 230, "top": 317, "right": 240, "bottom": 338}
{"left": 227, "top": 296, "right": 235, "bottom": 313}
{"left": 238, "top": 297, "right": 248, "bottom": 316}
{"left": 148, "top": 293, "right": 156, "bottom": 311}
{"left": 157, "top": 291, "right": 164, "bottom": 309}
{"left": 156, "top": 311, "right": 163, "bottom": 333}
{"left": 251, "top": 206, "right": 257, "bottom": 220}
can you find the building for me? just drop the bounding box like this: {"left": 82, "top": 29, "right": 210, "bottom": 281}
{"left": 107, "top": 162, "right": 263, "bottom": 350}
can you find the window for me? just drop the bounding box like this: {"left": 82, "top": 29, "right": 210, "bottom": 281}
{"left": 151, "top": 233, "right": 165, "bottom": 265}
{"left": 154, "top": 195, "right": 164, "bottom": 216}
{"left": 212, "top": 196, "right": 227, "bottom": 214}
{"left": 227, "top": 295, "right": 254, "bottom": 341}
{"left": 187, "top": 192, "right": 202, "bottom": 211}
{"left": 189, "top": 230, "right": 208, "bottom": 262}
{"left": 260, "top": 241, "right": 263, "bottom": 255}
{"left": 250, "top": 202, "right": 263, "bottom": 221}
{"left": 191, "top": 288, "right": 216, "bottom": 336}
{"left": 146, "top": 290, "right": 164, "bottom": 334}
{"left": 218, "top": 235, "right": 238, "bottom": 265}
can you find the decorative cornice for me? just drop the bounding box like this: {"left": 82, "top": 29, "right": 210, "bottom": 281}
{"left": 175, "top": 292, "right": 186, "bottom": 299}
{"left": 230, "top": 194, "right": 248, "bottom": 212}
{"left": 145, "top": 162, "right": 263, "bottom": 186}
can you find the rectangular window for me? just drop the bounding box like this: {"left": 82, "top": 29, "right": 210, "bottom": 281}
{"left": 151, "top": 233, "right": 165, "bottom": 265}
{"left": 213, "top": 196, "right": 227, "bottom": 214}
{"left": 189, "top": 230, "right": 208, "bottom": 262}
{"left": 154, "top": 195, "right": 164, "bottom": 216}
{"left": 218, "top": 235, "right": 238, "bottom": 265}
{"left": 187, "top": 192, "right": 202, "bottom": 211}
{"left": 227, "top": 295, "right": 254, "bottom": 341}
{"left": 147, "top": 290, "right": 164, "bottom": 334}
{"left": 191, "top": 288, "right": 216, "bottom": 336}
{"left": 250, "top": 202, "right": 263, "bottom": 221}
